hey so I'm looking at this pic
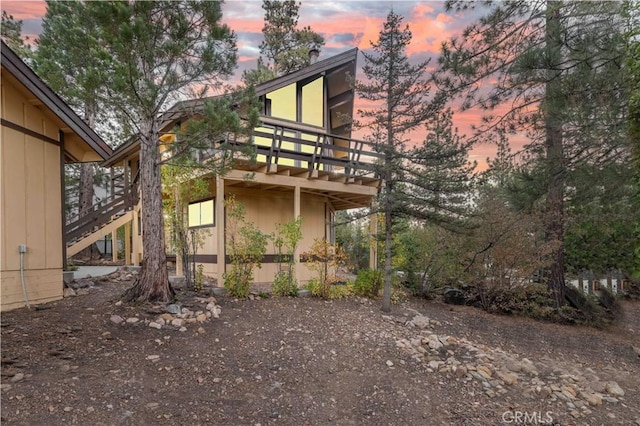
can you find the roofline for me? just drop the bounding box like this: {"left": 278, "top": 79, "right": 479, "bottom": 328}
{"left": 1, "top": 41, "right": 113, "bottom": 160}
{"left": 254, "top": 48, "right": 358, "bottom": 96}
{"left": 102, "top": 48, "right": 359, "bottom": 166}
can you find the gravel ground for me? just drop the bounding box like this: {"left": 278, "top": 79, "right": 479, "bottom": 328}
{"left": 1, "top": 271, "right": 639, "bottom": 425}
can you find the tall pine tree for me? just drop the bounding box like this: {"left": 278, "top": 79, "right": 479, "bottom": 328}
{"left": 437, "top": 0, "right": 633, "bottom": 307}
{"left": 34, "top": 1, "right": 116, "bottom": 227}
{"left": 357, "top": 11, "right": 473, "bottom": 312}
{"left": 86, "top": 1, "right": 241, "bottom": 302}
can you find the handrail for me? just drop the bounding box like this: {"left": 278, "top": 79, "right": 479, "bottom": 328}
{"left": 65, "top": 179, "right": 138, "bottom": 243}
{"left": 259, "top": 116, "right": 381, "bottom": 152}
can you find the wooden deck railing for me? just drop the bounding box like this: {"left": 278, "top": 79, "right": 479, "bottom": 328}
{"left": 65, "top": 178, "right": 138, "bottom": 244}
{"left": 201, "top": 116, "right": 383, "bottom": 180}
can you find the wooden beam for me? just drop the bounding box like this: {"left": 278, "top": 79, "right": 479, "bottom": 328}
{"left": 222, "top": 169, "right": 377, "bottom": 197}
{"left": 294, "top": 185, "right": 301, "bottom": 284}
{"left": 124, "top": 220, "right": 131, "bottom": 265}
{"left": 216, "top": 176, "right": 225, "bottom": 284}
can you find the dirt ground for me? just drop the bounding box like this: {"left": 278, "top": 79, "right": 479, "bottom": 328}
{"left": 1, "top": 272, "right": 639, "bottom": 426}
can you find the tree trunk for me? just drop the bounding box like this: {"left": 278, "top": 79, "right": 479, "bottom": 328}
{"left": 77, "top": 102, "right": 97, "bottom": 259}
{"left": 381, "top": 187, "right": 393, "bottom": 312}
{"left": 381, "top": 145, "right": 394, "bottom": 312}
{"left": 124, "top": 116, "right": 173, "bottom": 302}
{"left": 544, "top": 1, "right": 566, "bottom": 308}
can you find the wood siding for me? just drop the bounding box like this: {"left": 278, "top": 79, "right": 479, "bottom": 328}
{"left": 1, "top": 72, "right": 63, "bottom": 310}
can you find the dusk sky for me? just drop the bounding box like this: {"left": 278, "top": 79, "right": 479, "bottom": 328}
{"left": 2, "top": 0, "right": 499, "bottom": 167}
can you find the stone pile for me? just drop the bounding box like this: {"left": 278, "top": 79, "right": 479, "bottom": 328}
{"left": 64, "top": 267, "right": 140, "bottom": 297}
{"left": 110, "top": 296, "right": 221, "bottom": 333}
{"left": 390, "top": 313, "right": 627, "bottom": 420}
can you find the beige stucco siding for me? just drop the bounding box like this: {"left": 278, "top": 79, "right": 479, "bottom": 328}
{"left": 195, "top": 187, "right": 328, "bottom": 284}
{"left": 1, "top": 74, "right": 63, "bottom": 311}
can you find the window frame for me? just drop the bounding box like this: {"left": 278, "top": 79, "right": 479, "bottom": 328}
{"left": 188, "top": 198, "right": 215, "bottom": 229}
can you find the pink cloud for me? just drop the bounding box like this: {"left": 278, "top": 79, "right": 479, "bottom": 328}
{"left": 1, "top": 1, "right": 46, "bottom": 19}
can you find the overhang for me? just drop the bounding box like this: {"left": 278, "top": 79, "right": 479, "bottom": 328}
{"left": 1, "top": 41, "right": 113, "bottom": 162}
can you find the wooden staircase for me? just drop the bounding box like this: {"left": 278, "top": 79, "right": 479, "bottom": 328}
{"left": 65, "top": 172, "right": 138, "bottom": 257}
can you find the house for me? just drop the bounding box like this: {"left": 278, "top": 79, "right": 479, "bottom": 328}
{"left": 75, "top": 48, "right": 380, "bottom": 285}
{"left": 0, "top": 42, "right": 113, "bottom": 311}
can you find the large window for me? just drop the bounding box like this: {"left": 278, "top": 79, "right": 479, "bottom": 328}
{"left": 188, "top": 199, "right": 214, "bottom": 228}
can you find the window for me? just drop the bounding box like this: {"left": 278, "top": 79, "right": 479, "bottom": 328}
{"left": 188, "top": 199, "right": 214, "bottom": 227}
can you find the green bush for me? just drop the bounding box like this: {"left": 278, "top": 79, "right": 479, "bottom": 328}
{"left": 307, "top": 278, "right": 352, "bottom": 299}
{"left": 352, "top": 269, "right": 382, "bottom": 298}
{"left": 272, "top": 270, "right": 298, "bottom": 297}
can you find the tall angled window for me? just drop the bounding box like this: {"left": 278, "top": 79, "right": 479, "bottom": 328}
{"left": 188, "top": 199, "right": 214, "bottom": 228}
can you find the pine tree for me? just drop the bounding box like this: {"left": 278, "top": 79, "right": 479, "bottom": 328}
{"left": 242, "top": 0, "right": 324, "bottom": 85}
{"left": 1, "top": 10, "right": 31, "bottom": 59}
{"left": 437, "top": 0, "right": 633, "bottom": 307}
{"left": 34, "top": 1, "right": 116, "bottom": 230}
{"left": 85, "top": 1, "right": 243, "bottom": 303}
{"left": 357, "top": 11, "right": 472, "bottom": 312}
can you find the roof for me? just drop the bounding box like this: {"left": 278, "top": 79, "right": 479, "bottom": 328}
{"left": 1, "top": 41, "right": 113, "bottom": 161}
{"left": 103, "top": 48, "right": 359, "bottom": 166}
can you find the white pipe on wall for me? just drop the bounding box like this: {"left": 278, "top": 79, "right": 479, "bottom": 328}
{"left": 19, "top": 244, "right": 30, "bottom": 309}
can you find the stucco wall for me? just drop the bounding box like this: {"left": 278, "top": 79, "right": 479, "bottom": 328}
{"left": 196, "top": 187, "right": 330, "bottom": 284}
{"left": 1, "top": 75, "right": 63, "bottom": 311}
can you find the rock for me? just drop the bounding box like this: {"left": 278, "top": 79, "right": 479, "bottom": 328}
{"left": 428, "top": 360, "right": 442, "bottom": 370}
{"left": 110, "top": 315, "right": 124, "bottom": 325}
{"left": 166, "top": 304, "right": 181, "bottom": 314}
{"left": 196, "top": 314, "right": 207, "bottom": 323}
{"left": 561, "top": 385, "right": 577, "bottom": 400}
{"left": 149, "top": 322, "right": 162, "bottom": 330}
{"left": 171, "top": 318, "right": 184, "bottom": 327}
{"left": 197, "top": 327, "right": 206, "bottom": 334}
{"left": 428, "top": 340, "right": 443, "bottom": 350}
{"left": 496, "top": 370, "right": 518, "bottom": 386}
{"left": 606, "top": 381, "right": 625, "bottom": 397}
{"left": 410, "top": 315, "right": 430, "bottom": 329}
{"left": 212, "top": 287, "right": 227, "bottom": 296}
{"left": 145, "top": 355, "right": 160, "bottom": 361}
{"left": 211, "top": 306, "right": 221, "bottom": 319}
{"left": 504, "top": 360, "right": 523, "bottom": 373}
{"left": 76, "top": 288, "right": 90, "bottom": 296}
{"left": 477, "top": 365, "right": 492, "bottom": 379}
{"left": 590, "top": 381, "right": 607, "bottom": 393}
{"left": 10, "top": 373, "right": 24, "bottom": 383}
{"left": 386, "top": 360, "right": 394, "bottom": 367}
{"left": 579, "top": 391, "right": 602, "bottom": 406}
{"left": 160, "top": 313, "right": 174, "bottom": 321}
{"left": 63, "top": 287, "right": 77, "bottom": 298}
{"left": 179, "top": 327, "right": 187, "bottom": 332}
{"left": 126, "top": 317, "right": 139, "bottom": 324}
{"left": 454, "top": 366, "right": 468, "bottom": 378}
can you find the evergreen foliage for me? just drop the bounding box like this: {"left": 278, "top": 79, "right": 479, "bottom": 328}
{"left": 81, "top": 0, "right": 251, "bottom": 303}
{"left": 356, "top": 11, "right": 474, "bottom": 312}
{"left": 1, "top": 10, "right": 31, "bottom": 59}
{"left": 242, "top": 0, "right": 324, "bottom": 85}
{"left": 437, "top": 0, "right": 635, "bottom": 306}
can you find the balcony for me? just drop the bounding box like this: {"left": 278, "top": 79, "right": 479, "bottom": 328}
{"left": 205, "top": 116, "right": 382, "bottom": 187}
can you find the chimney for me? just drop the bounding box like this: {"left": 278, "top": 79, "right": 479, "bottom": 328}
{"left": 308, "top": 48, "right": 319, "bottom": 64}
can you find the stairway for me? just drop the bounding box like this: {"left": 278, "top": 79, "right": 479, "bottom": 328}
{"left": 65, "top": 173, "right": 138, "bottom": 257}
